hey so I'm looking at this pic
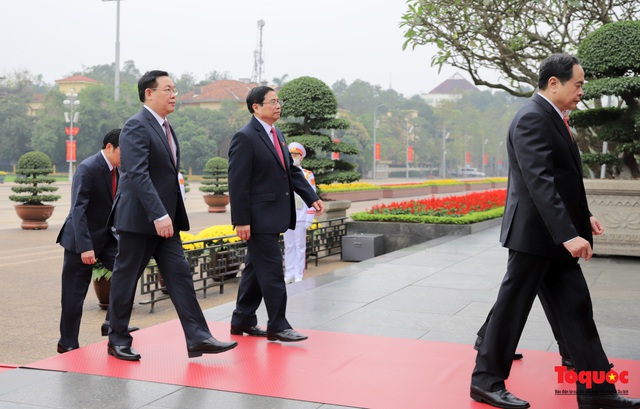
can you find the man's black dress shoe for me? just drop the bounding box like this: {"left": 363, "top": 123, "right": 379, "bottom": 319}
{"left": 562, "top": 357, "right": 574, "bottom": 369}
{"left": 101, "top": 323, "right": 140, "bottom": 336}
{"left": 577, "top": 394, "right": 640, "bottom": 409}
{"left": 57, "top": 342, "right": 77, "bottom": 354}
{"left": 107, "top": 344, "right": 141, "bottom": 361}
{"left": 187, "top": 337, "right": 238, "bottom": 358}
{"left": 230, "top": 325, "right": 267, "bottom": 337}
{"left": 474, "top": 336, "right": 523, "bottom": 360}
{"left": 470, "top": 385, "right": 530, "bottom": 408}
{"left": 267, "top": 328, "right": 308, "bottom": 342}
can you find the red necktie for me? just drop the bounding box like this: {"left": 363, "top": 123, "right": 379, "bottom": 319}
{"left": 563, "top": 115, "right": 575, "bottom": 143}
{"left": 271, "top": 127, "right": 285, "bottom": 167}
{"left": 111, "top": 169, "right": 117, "bottom": 199}
{"left": 163, "top": 119, "right": 177, "bottom": 165}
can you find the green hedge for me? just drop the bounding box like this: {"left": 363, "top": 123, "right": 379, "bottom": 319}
{"left": 350, "top": 207, "right": 504, "bottom": 225}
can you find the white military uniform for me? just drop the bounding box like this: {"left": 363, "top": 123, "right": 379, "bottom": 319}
{"left": 284, "top": 143, "right": 316, "bottom": 282}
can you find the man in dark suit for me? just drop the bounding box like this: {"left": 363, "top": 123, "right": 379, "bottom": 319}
{"left": 228, "top": 86, "right": 324, "bottom": 342}
{"left": 57, "top": 129, "right": 139, "bottom": 353}
{"left": 470, "top": 54, "right": 640, "bottom": 409}
{"left": 106, "top": 70, "right": 237, "bottom": 361}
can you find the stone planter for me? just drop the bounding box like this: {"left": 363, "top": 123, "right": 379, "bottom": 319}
{"left": 382, "top": 186, "right": 433, "bottom": 198}
{"left": 317, "top": 200, "right": 351, "bottom": 221}
{"left": 321, "top": 190, "right": 383, "bottom": 202}
{"left": 584, "top": 179, "right": 640, "bottom": 257}
{"left": 431, "top": 184, "right": 466, "bottom": 194}
{"left": 203, "top": 194, "right": 229, "bottom": 213}
{"left": 14, "top": 204, "right": 55, "bottom": 230}
{"left": 346, "top": 218, "right": 503, "bottom": 254}
{"left": 465, "top": 182, "right": 493, "bottom": 191}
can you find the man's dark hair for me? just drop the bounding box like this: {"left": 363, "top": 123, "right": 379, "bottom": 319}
{"left": 102, "top": 128, "right": 121, "bottom": 149}
{"left": 138, "top": 70, "right": 169, "bottom": 102}
{"left": 538, "top": 54, "right": 580, "bottom": 90}
{"left": 246, "top": 85, "right": 275, "bottom": 113}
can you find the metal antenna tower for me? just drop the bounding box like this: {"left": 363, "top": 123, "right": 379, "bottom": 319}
{"left": 251, "top": 20, "right": 265, "bottom": 83}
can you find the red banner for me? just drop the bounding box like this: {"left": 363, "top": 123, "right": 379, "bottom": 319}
{"left": 65, "top": 127, "right": 79, "bottom": 137}
{"left": 408, "top": 146, "right": 414, "bottom": 163}
{"left": 465, "top": 151, "right": 471, "bottom": 165}
{"left": 66, "top": 141, "right": 77, "bottom": 162}
{"left": 375, "top": 143, "right": 381, "bottom": 161}
{"left": 483, "top": 153, "right": 488, "bottom": 165}
{"left": 331, "top": 139, "right": 340, "bottom": 160}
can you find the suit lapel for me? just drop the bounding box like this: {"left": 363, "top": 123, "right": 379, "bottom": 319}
{"left": 143, "top": 108, "right": 178, "bottom": 171}
{"left": 96, "top": 153, "right": 116, "bottom": 203}
{"left": 533, "top": 95, "right": 583, "bottom": 171}
{"left": 251, "top": 117, "right": 287, "bottom": 170}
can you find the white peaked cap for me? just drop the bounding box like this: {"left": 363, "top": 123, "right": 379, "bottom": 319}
{"left": 288, "top": 142, "right": 306, "bottom": 158}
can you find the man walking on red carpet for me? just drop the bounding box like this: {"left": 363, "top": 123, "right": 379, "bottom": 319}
{"left": 470, "top": 54, "right": 640, "bottom": 409}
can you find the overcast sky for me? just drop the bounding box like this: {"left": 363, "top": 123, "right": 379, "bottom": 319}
{"left": 1, "top": 0, "right": 463, "bottom": 97}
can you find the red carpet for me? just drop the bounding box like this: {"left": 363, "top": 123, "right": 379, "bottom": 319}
{"left": 25, "top": 321, "right": 640, "bottom": 409}
{"left": 0, "top": 364, "right": 17, "bottom": 374}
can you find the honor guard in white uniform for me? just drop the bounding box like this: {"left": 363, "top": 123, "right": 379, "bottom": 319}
{"left": 283, "top": 142, "right": 316, "bottom": 283}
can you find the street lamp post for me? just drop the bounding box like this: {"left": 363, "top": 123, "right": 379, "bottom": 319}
{"left": 441, "top": 123, "right": 449, "bottom": 179}
{"left": 405, "top": 121, "right": 414, "bottom": 179}
{"left": 63, "top": 93, "right": 80, "bottom": 181}
{"left": 372, "top": 104, "right": 385, "bottom": 180}
{"left": 482, "top": 139, "right": 488, "bottom": 175}
{"left": 103, "top": 0, "right": 121, "bottom": 100}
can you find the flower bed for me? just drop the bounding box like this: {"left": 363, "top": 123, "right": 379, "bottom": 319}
{"left": 319, "top": 178, "right": 507, "bottom": 201}
{"left": 350, "top": 189, "right": 507, "bottom": 224}
{"left": 346, "top": 190, "right": 507, "bottom": 254}
{"left": 321, "top": 189, "right": 383, "bottom": 202}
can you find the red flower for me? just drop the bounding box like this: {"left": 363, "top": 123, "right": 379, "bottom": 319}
{"left": 368, "top": 190, "right": 506, "bottom": 217}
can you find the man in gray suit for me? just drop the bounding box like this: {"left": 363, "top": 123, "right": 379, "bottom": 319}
{"left": 57, "top": 129, "right": 138, "bottom": 353}
{"left": 106, "top": 70, "right": 237, "bottom": 361}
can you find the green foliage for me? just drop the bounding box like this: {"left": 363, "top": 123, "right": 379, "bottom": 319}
{"left": 578, "top": 21, "right": 640, "bottom": 78}
{"left": 279, "top": 76, "right": 360, "bottom": 185}
{"left": 401, "top": 0, "right": 640, "bottom": 97}
{"left": 576, "top": 20, "right": 640, "bottom": 178}
{"left": 9, "top": 151, "right": 60, "bottom": 204}
{"left": 199, "top": 157, "right": 228, "bottom": 195}
{"left": 582, "top": 152, "right": 619, "bottom": 166}
{"left": 0, "top": 91, "right": 36, "bottom": 163}
{"left": 91, "top": 260, "right": 112, "bottom": 281}
{"left": 349, "top": 207, "right": 504, "bottom": 225}
{"left": 582, "top": 77, "right": 640, "bottom": 100}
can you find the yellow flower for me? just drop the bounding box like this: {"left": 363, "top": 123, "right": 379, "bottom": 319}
{"left": 180, "top": 231, "right": 203, "bottom": 250}
{"left": 195, "top": 225, "right": 241, "bottom": 244}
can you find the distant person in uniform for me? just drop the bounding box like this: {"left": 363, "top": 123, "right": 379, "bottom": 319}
{"left": 283, "top": 142, "right": 316, "bottom": 283}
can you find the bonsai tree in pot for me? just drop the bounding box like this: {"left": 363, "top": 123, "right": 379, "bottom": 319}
{"left": 199, "top": 156, "right": 229, "bottom": 213}
{"left": 9, "top": 151, "right": 61, "bottom": 229}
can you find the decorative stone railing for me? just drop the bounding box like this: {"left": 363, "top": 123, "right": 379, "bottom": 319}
{"left": 584, "top": 179, "right": 640, "bottom": 257}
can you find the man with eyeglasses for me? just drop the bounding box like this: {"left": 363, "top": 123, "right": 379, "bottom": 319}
{"left": 228, "top": 85, "right": 324, "bottom": 342}
{"left": 106, "top": 70, "right": 237, "bottom": 361}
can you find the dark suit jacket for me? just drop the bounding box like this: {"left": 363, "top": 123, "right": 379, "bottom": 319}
{"left": 499, "top": 93, "right": 592, "bottom": 259}
{"left": 110, "top": 107, "right": 189, "bottom": 235}
{"left": 57, "top": 151, "right": 116, "bottom": 255}
{"left": 228, "top": 116, "right": 319, "bottom": 234}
